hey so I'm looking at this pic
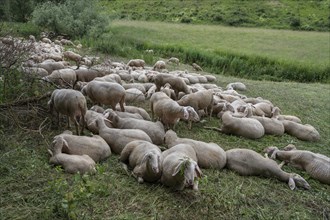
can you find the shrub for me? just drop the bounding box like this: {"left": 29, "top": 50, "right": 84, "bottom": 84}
{"left": 31, "top": 0, "right": 108, "bottom": 38}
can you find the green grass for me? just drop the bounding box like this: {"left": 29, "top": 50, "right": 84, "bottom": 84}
{"left": 101, "top": 0, "right": 330, "bottom": 31}
{"left": 1, "top": 71, "right": 329, "bottom": 219}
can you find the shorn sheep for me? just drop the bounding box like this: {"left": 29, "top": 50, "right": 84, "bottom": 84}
{"left": 48, "top": 89, "right": 87, "bottom": 135}
{"left": 120, "top": 140, "right": 162, "bottom": 183}
{"left": 48, "top": 136, "right": 96, "bottom": 174}
{"left": 264, "top": 145, "right": 330, "bottom": 185}
{"left": 150, "top": 92, "right": 199, "bottom": 130}
{"left": 81, "top": 80, "right": 126, "bottom": 112}
{"left": 164, "top": 130, "right": 226, "bottom": 170}
{"left": 52, "top": 130, "right": 111, "bottom": 162}
{"left": 226, "top": 148, "right": 310, "bottom": 190}
{"left": 161, "top": 144, "right": 203, "bottom": 191}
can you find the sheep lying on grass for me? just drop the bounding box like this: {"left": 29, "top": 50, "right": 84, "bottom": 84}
{"left": 48, "top": 136, "right": 96, "bottom": 174}
{"left": 264, "top": 145, "right": 330, "bottom": 185}
{"left": 95, "top": 117, "right": 152, "bottom": 154}
{"left": 226, "top": 148, "right": 311, "bottom": 190}
{"left": 161, "top": 144, "right": 203, "bottom": 191}
{"left": 48, "top": 89, "right": 87, "bottom": 135}
{"left": 120, "top": 140, "right": 162, "bottom": 183}
{"left": 164, "top": 130, "right": 226, "bottom": 170}
{"left": 53, "top": 130, "right": 111, "bottom": 162}
{"left": 281, "top": 120, "right": 320, "bottom": 142}
{"left": 105, "top": 110, "right": 165, "bottom": 145}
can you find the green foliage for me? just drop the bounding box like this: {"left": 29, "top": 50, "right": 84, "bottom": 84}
{"left": 102, "top": 0, "right": 330, "bottom": 31}
{"left": 31, "top": 0, "right": 108, "bottom": 38}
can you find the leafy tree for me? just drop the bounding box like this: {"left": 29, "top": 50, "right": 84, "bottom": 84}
{"left": 31, "top": 0, "right": 108, "bottom": 38}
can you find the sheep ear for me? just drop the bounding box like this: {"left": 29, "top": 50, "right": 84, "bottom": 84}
{"left": 183, "top": 107, "right": 189, "bottom": 120}
{"left": 173, "top": 161, "right": 185, "bottom": 176}
{"left": 288, "top": 177, "right": 296, "bottom": 190}
{"left": 47, "top": 149, "right": 53, "bottom": 156}
{"left": 195, "top": 164, "right": 203, "bottom": 178}
{"left": 141, "top": 153, "right": 151, "bottom": 164}
{"left": 104, "top": 112, "right": 110, "bottom": 118}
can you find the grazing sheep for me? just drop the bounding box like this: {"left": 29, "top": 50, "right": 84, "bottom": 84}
{"left": 168, "top": 57, "right": 179, "bottom": 65}
{"left": 105, "top": 109, "right": 165, "bottom": 145}
{"left": 81, "top": 80, "right": 126, "bottom": 112}
{"left": 264, "top": 145, "right": 330, "bottom": 185}
{"left": 226, "top": 148, "right": 310, "bottom": 190}
{"left": 177, "top": 89, "right": 214, "bottom": 119}
{"left": 48, "top": 89, "right": 87, "bottom": 135}
{"left": 161, "top": 144, "right": 203, "bottom": 191}
{"left": 104, "top": 108, "right": 144, "bottom": 120}
{"left": 74, "top": 68, "right": 105, "bottom": 83}
{"left": 192, "top": 63, "right": 203, "bottom": 71}
{"left": 127, "top": 59, "right": 145, "bottom": 68}
{"left": 151, "top": 73, "right": 191, "bottom": 99}
{"left": 48, "top": 136, "right": 96, "bottom": 174}
{"left": 153, "top": 60, "right": 166, "bottom": 71}
{"left": 52, "top": 130, "right": 111, "bottom": 162}
{"left": 120, "top": 140, "right": 162, "bottom": 183}
{"left": 205, "top": 110, "right": 265, "bottom": 139}
{"left": 125, "top": 88, "right": 145, "bottom": 103}
{"left": 226, "top": 82, "right": 247, "bottom": 91}
{"left": 164, "top": 130, "right": 226, "bottom": 170}
{"left": 281, "top": 120, "right": 320, "bottom": 142}
{"left": 95, "top": 117, "right": 152, "bottom": 154}
{"left": 42, "top": 68, "right": 77, "bottom": 87}
{"left": 115, "top": 105, "right": 151, "bottom": 121}
{"left": 150, "top": 92, "right": 199, "bottom": 130}
{"left": 63, "top": 51, "right": 82, "bottom": 68}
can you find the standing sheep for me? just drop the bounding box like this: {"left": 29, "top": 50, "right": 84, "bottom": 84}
{"left": 127, "top": 59, "right": 145, "bottom": 68}
{"left": 81, "top": 80, "right": 126, "bottom": 112}
{"left": 153, "top": 60, "right": 166, "bottom": 71}
{"left": 48, "top": 89, "right": 87, "bottom": 135}
{"left": 120, "top": 140, "right": 162, "bottom": 183}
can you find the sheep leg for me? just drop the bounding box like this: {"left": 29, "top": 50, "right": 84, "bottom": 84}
{"left": 119, "top": 96, "right": 125, "bottom": 112}
{"left": 188, "top": 120, "right": 192, "bottom": 130}
{"left": 278, "top": 161, "right": 286, "bottom": 169}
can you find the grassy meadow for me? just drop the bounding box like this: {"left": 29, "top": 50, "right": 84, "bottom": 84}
{"left": 81, "top": 20, "right": 329, "bottom": 82}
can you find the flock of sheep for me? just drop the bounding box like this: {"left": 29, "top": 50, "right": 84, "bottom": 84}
{"left": 1, "top": 34, "right": 329, "bottom": 191}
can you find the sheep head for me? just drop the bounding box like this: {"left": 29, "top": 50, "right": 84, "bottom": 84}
{"left": 184, "top": 106, "right": 200, "bottom": 122}
{"left": 283, "top": 144, "right": 297, "bottom": 151}
{"left": 263, "top": 146, "right": 279, "bottom": 159}
{"left": 288, "top": 173, "right": 310, "bottom": 190}
{"left": 173, "top": 157, "right": 203, "bottom": 190}
{"left": 142, "top": 152, "right": 161, "bottom": 174}
{"left": 104, "top": 110, "right": 119, "bottom": 126}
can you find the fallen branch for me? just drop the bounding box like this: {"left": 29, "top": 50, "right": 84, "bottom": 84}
{"left": 0, "top": 92, "right": 51, "bottom": 109}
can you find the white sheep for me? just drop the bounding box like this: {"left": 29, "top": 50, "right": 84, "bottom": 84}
{"left": 205, "top": 110, "right": 265, "bottom": 139}
{"left": 84, "top": 109, "right": 113, "bottom": 134}
{"left": 168, "top": 57, "right": 179, "bottom": 65}
{"left": 281, "top": 120, "right": 320, "bottom": 142}
{"left": 264, "top": 145, "right": 330, "bottom": 185}
{"left": 153, "top": 60, "right": 166, "bottom": 71}
{"left": 105, "top": 109, "right": 165, "bottom": 145}
{"left": 48, "top": 136, "right": 96, "bottom": 174}
{"left": 103, "top": 108, "right": 144, "bottom": 120}
{"left": 164, "top": 130, "right": 226, "bottom": 170}
{"left": 115, "top": 105, "right": 151, "bottom": 121}
{"left": 226, "top": 148, "right": 310, "bottom": 190}
{"left": 226, "top": 82, "right": 247, "bottom": 91}
{"left": 150, "top": 73, "right": 191, "bottom": 99}
{"left": 95, "top": 117, "right": 152, "bottom": 154}
{"left": 150, "top": 92, "right": 199, "bottom": 130}
{"left": 48, "top": 89, "right": 87, "bottom": 135}
{"left": 161, "top": 144, "right": 203, "bottom": 191}
{"left": 125, "top": 88, "right": 145, "bottom": 104}
{"left": 52, "top": 130, "right": 111, "bottom": 162}
{"left": 63, "top": 51, "right": 82, "bottom": 68}
{"left": 120, "top": 140, "right": 162, "bottom": 183}
{"left": 81, "top": 80, "right": 126, "bottom": 112}
{"left": 192, "top": 63, "right": 203, "bottom": 71}
{"left": 127, "top": 59, "right": 145, "bottom": 68}
{"left": 42, "top": 68, "right": 77, "bottom": 87}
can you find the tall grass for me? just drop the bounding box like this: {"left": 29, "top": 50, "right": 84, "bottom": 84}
{"left": 81, "top": 21, "right": 330, "bottom": 83}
